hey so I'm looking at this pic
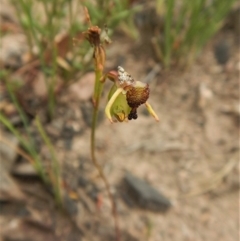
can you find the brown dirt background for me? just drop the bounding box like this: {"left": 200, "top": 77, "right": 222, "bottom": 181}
{"left": 0, "top": 1, "right": 239, "bottom": 241}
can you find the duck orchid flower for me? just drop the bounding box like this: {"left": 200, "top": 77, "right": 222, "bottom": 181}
{"left": 103, "top": 66, "right": 159, "bottom": 123}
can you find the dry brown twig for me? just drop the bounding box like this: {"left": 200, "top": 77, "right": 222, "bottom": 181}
{"left": 0, "top": 136, "right": 34, "bottom": 165}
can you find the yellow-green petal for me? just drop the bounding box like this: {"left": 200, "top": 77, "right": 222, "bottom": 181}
{"left": 107, "top": 84, "right": 131, "bottom": 122}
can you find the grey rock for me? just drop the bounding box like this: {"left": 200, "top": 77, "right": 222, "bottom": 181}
{"left": 123, "top": 172, "right": 171, "bottom": 212}
{"left": 46, "top": 118, "right": 64, "bottom": 138}
{"left": 80, "top": 102, "right": 104, "bottom": 128}
{"left": 214, "top": 40, "right": 230, "bottom": 65}
{"left": 0, "top": 131, "right": 19, "bottom": 171}
{"left": 2, "top": 218, "right": 56, "bottom": 241}
{"left": 0, "top": 33, "right": 28, "bottom": 68}
{"left": 66, "top": 230, "right": 83, "bottom": 241}
{"left": 80, "top": 102, "right": 93, "bottom": 127}
{"left": 11, "top": 162, "right": 38, "bottom": 177}
{"left": 0, "top": 163, "right": 25, "bottom": 201}
{"left": 63, "top": 194, "right": 78, "bottom": 216}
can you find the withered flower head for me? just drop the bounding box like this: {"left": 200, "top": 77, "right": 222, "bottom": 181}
{"left": 83, "top": 26, "right": 101, "bottom": 47}
{"left": 82, "top": 8, "right": 109, "bottom": 71}
{"left": 83, "top": 25, "right": 106, "bottom": 71}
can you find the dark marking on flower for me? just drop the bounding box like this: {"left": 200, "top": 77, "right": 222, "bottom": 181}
{"left": 128, "top": 108, "right": 138, "bottom": 120}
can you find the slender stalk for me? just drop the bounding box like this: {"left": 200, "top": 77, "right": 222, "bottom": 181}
{"left": 13, "top": 0, "right": 33, "bottom": 55}
{"left": 4, "top": 80, "right": 48, "bottom": 181}
{"left": 91, "top": 68, "right": 120, "bottom": 241}
{"left": 47, "top": 45, "right": 58, "bottom": 119}
{"left": 68, "top": 0, "right": 73, "bottom": 31}
{"left": 0, "top": 136, "right": 35, "bottom": 165}
{"left": 35, "top": 116, "right": 62, "bottom": 206}
{"left": 0, "top": 112, "right": 48, "bottom": 183}
{"left": 164, "top": 0, "right": 174, "bottom": 68}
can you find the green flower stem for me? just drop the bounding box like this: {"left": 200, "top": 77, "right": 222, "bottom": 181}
{"left": 91, "top": 68, "right": 104, "bottom": 163}
{"left": 91, "top": 66, "right": 120, "bottom": 241}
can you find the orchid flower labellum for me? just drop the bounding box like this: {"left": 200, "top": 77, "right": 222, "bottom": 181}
{"left": 105, "top": 66, "right": 159, "bottom": 123}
